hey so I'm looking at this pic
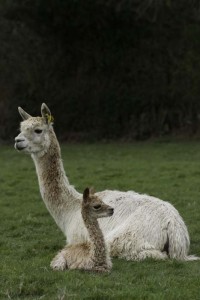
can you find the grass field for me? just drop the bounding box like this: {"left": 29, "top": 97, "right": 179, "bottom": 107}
{"left": 1, "top": 142, "right": 200, "bottom": 299}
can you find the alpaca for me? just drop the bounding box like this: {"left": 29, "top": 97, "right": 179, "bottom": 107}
{"left": 51, "top": 187, "right": 113, "bottom": 272}
{"left": 14, "top": 103, "right": 199, "bottom": 267}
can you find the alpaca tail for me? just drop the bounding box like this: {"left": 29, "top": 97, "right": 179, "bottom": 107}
{"left": 167, "top": 218, "right": 200, "bottom": 261}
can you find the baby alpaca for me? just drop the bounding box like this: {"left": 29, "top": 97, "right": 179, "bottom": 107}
{"left": 51, "top": 188, "right": 114, "bottom": 272}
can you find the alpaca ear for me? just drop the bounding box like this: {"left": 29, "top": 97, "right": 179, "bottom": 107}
{"left": 41, "top": 103, "right": 53, "bottom": 124}
{"left": 18, "top": 107, "right": 32, "bottom": 120}
{"left": 89, "top": 187, "right": 95, "bottom": 195}
{"left": 83, "top": 187, "right": 90, "bottom": 203}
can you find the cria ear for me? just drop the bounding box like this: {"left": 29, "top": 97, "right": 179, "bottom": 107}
{"left": 83, "top": 187, "right": 90, "bottom": 203}
{"left": 18, "top": 107, "right": 32, "bottom": 120}
{"left": 41, "top": 103, "right": 53, "bottom": 124}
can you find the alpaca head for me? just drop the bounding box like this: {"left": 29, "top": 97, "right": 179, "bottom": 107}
{"left": 15, "top": 103, "right": 54, "bottom": 156}
{"left": 82, "top": 187, "right": 114, "bottom": 219}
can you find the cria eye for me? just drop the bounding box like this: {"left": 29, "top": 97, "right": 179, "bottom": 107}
{"left": 93, "top": 205, "right": 101, "bottom": 210}
{"left": 34, "top": 129, "right": 43, "bottom": 134}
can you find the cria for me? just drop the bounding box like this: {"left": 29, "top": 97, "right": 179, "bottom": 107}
{"left": 51, "top": 187, "right": 113, "bottom": 272}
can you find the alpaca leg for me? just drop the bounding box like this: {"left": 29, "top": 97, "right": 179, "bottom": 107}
{"left": 119, "top": 249, "right": 168, "bottom": 261}
{"left": 112, "top": 240, "right": 168, "bottom": 261}
{"left": 108, "top": 228, "right": 168, "bottom": 261}
{"left": 50, "top": 249, "right": 68, "bottom": 271}
{"left": 137, "top": 249, "right": 168, "bottom": 260}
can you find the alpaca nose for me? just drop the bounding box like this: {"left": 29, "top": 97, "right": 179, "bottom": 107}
{"left": 15, "top": 137, "right": 25, "bottom": 143}
{"left": 108, "top": 208, "right": 114, "bottom": 215}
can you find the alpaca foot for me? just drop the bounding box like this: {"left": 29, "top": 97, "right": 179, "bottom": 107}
{"left": 136, "top": 249, "right": 168, "bottom": 261}
{"left": 50, "top": 253, "right": 67, "bottom": 271}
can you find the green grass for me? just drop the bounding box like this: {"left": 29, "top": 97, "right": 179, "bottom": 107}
{"left": 1, "top": 142, "right": 200, "bottom": 299}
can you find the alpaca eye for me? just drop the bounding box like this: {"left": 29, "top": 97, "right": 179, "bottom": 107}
{"left": 34, "top": 129, "right": 43, "bottom": 134}
{"left": 93, "top": 205, "right": 101, "bottom": 210}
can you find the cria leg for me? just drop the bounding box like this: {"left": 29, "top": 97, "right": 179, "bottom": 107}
{"left": 92, "top": 266, "right": 111, "bottom": 273}
{"left": 50, "top": 250, "right": 67, "bottom": 271}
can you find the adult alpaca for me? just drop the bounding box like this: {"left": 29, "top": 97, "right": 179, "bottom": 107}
{"left": 51, "top": 187, "right": 113, "bottom": 272}
{"left": 14, "top": 103, "right": 198, "bottom": 267}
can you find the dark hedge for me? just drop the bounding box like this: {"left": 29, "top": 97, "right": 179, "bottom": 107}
{"left": 0, "top": 1, "right": 200, "bottom": 141}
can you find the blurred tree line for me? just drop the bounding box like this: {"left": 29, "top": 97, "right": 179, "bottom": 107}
{"left": 0, "top": 0, "right": 200, "bottom": 141}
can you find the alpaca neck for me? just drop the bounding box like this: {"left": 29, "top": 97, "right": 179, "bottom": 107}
{"left": 82, "top": 211, "right": 107, "bottom": 266}
{"left": 32, "top": 129, "right": 80, "bottom": 213}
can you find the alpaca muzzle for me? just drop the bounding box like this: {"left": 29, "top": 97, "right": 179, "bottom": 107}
{"left": 14, "top": 137, "right": 27, "bottom": 151}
